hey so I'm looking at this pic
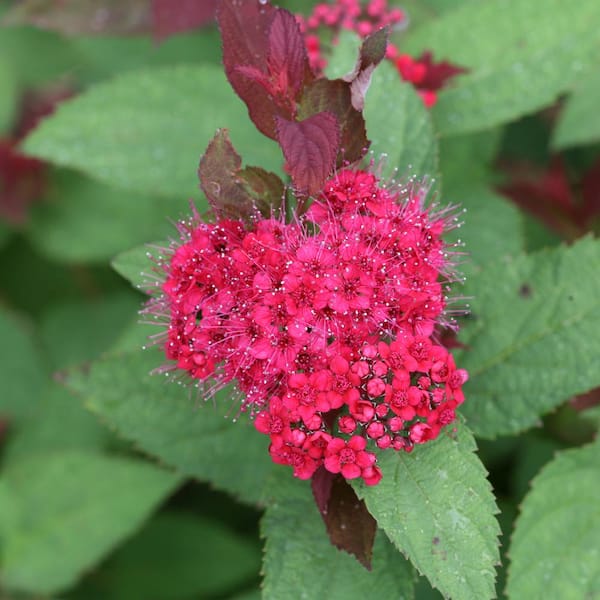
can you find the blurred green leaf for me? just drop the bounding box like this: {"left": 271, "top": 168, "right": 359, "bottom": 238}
{"left": 365, "top": 61, "right": 438, "bottom": 178}
{"left": 553, "top": 70, "right": 600, "bottom": 150}
{"left": 355, "top": 422, "right": 500, "bottom": 600}
{"left": 0, "top": 57, "right": 17, "bottom": 133}
{"left": 507, "top": 439, "right": 600, "bottom": 598}
{"left": 2, "top": 0, "right": 153, "bottom": 36}
{"left": 27, "top": 168, "right": 190, "bottom": 263}
{"left": 39, "top": 291, "right": 140, "bottom": 369}
{"left": 3, "top": 381, "right": 109, "bottom": 464}
{"left": 262, "top": 473, "right": 415, "bottom": 600}
{"left": 71, "top": 512, "right": 260, "bottom": 600}
{"left": 0, "top": 26, "right": 83, "bottom": 88}
{"left": 66, "top": 348, "right": 274, "bottom": 504}
{"left": 458, "top": 237, "right": 600, "bottom": 438}
{"left": 0, "top": 307, "right": 45, "bottom": 421}
{"left": 71, "top": 30, "right": 222, "bottom": 83}
{"left": 511, "top": 434, "right": 562, "bottom": 501}
{"left": 403, "top": 0, "right": 600, "bottom": 135}
{"left": 23, "top": 65, "right": 283, "bottom": 198}
{"left": 0, "top": 451, "right": 180, "bottom": 595}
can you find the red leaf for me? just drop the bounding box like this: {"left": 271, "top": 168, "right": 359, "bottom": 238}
{"left": 276, "top": 112, "right": 340, "bottom": 196}
{"left": 298, "top": 79, "right": 369, "bottom": 166}
{"left": 198, "top": 129, "right": 285, "bottom": 220}
{"left": 311, "top": 467, "right": 377, "bottom": 570}
{"left": 267, "top": 9, "right": 313, "bottom": 100}
{"left": 417, "top": 51, "right": 468, "bottom": 92}
{"left": 152, "top": 0, "right": 217, "bottom": 41}
{"left": 217, "top": 0, "right": 313, "bottom": 139}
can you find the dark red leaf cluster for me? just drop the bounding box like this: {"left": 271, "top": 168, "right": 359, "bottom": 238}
{"left": 214, "top": 0, "right": 387, "bottom": 199}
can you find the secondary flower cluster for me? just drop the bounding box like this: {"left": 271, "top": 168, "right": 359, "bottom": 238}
{"left": 296, "top": 0, "right": 465, "bottom": 107}
{"left": 148, "top": 168, "right": 467, "bottom": 485}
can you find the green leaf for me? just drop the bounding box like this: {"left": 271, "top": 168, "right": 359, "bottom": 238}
{"left": 27, "top": 168, "right": 194, "bottom": 263}
{"left": 67, "top": 348, "right": 274, "bottom": 504}
{"left": 355, "top": 422, "right": 500, "bottom": 600}
{"left": 552, "top": 70, "right": 600, "bottom": 149}
{"left": 261, "top": 473, "right": 415, "bottom": 600}
{"left": 323, "top": 29, "right": 362, "bottom": 80}
{"left": 23, "top": 65, "right": 283, "bottom": 198}
{"left": 506, "top": 439, "right": 600, "bottom": 599}
{"left": 2, "top": 382, "right": 110, "bottom": 465}
{"left": 403, "top": 0, "right": 600, "bottom": 135}
{"left": 111, "top": 241, "right": 166, "bottom": 290}
{"left": 0, "top": 57, "right": 17, "bottom": 133}
{"left": 0, "top": 308, "right": 45, "bottom": 421}
{"left": 72, "top": 512, "right": 260, "bottom": 600}
{"left": 365, "top": 61, "right": 437, "bottom": 178}
{"left": 0, "top": 26, "right": 83, "bottom": 88}
{"left": 446, "top": 184, "right": 525, "bottom": 280}
{"left": 0, "top": 451, "right": 180, "bottom": 595}
{"left": 70, "top": 30, "right": 222, "bottom": 83}
{"left": 458, "top": 237, "right": 600, "bottom": 438}
{"left": 39, "top": 291, "right": 140, "bottom": 369}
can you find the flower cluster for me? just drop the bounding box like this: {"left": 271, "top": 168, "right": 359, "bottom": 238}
{"left": 296, "top": 0, "right": 465, "bottom": 107}
{"left": 147, "top": 167, "right": 467, "bottom": 485}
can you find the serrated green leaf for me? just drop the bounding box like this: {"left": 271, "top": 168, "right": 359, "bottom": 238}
{"left": 507, "top": 439, "right": 600, "bottom": 599}
{"left": 0, "top": 308, "right": 45, "bottom": 421}
{"left": 72, "top": 512, "right": 260, "bottom": 600}
{"left": 458, "top": 237, "right": 600, "bottom": 438}
{"left": 23, "top": 65, "right": 283, "bottom": 198}
{"left": 354, "top": 422, "right": 500, "bottom": 600}
{"left": 27, "top": 168, "right": 194, "bottom": 263}
{"left": 0, "top": 451, "right": 180, "bottom": 595}
{"left": 365, "top": 61, "right": 437, "bottom": 178}
{"left": 67, "top": 348, "right": 274, "bottom": 504}
{"left": 261, "top": 473, "right": 415, "bottom": 600}
{"left": 403, "top": 0, "right": 600, "bottom": 135}
{"left": 552, "top": 70, "right": 600, "bottom": 150}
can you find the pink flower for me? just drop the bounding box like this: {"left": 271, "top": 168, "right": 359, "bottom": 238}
{"left": 324, "top": 436, "right": 377, "bottom": 480}
{"left": 147, "top": 167, "right": 468, "bottom": 486}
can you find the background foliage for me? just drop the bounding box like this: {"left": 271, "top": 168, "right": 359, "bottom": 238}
{"left": 1, "top": 0, "right": 600, "bottom": 598}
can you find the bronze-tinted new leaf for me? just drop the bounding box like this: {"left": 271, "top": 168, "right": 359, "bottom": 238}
{"left": 198, "top": 129, "right": 284, "bottom": 220}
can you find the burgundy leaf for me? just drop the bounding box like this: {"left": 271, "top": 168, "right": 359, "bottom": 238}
{"left": 217, "top": 0, "right": 276, "bottom": 137}
{"left": 311, "top": 467, "right": 377, "bottom": 570}
{"left": 152, "top": 0, "right": 217, "bottom": 41}
{"left": 343, "top": 27, "right": 389, "bottom": 111}
{"left": 198, "top": 129, "right": 284, "bottom": 220}
{"left": 298, "top": 79, "right": 369, "bottom": 166}
{"left": 1, "top": 0, "right": 153, "bottom": 36}
{"left": 267, "top": 9, "right": 313, "bottom": 100}
{"left": 276, "top": 112, "right": 340, "bottom": 196}
{"left": 217, "top": 0, "right": 313, "bottom": 139}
